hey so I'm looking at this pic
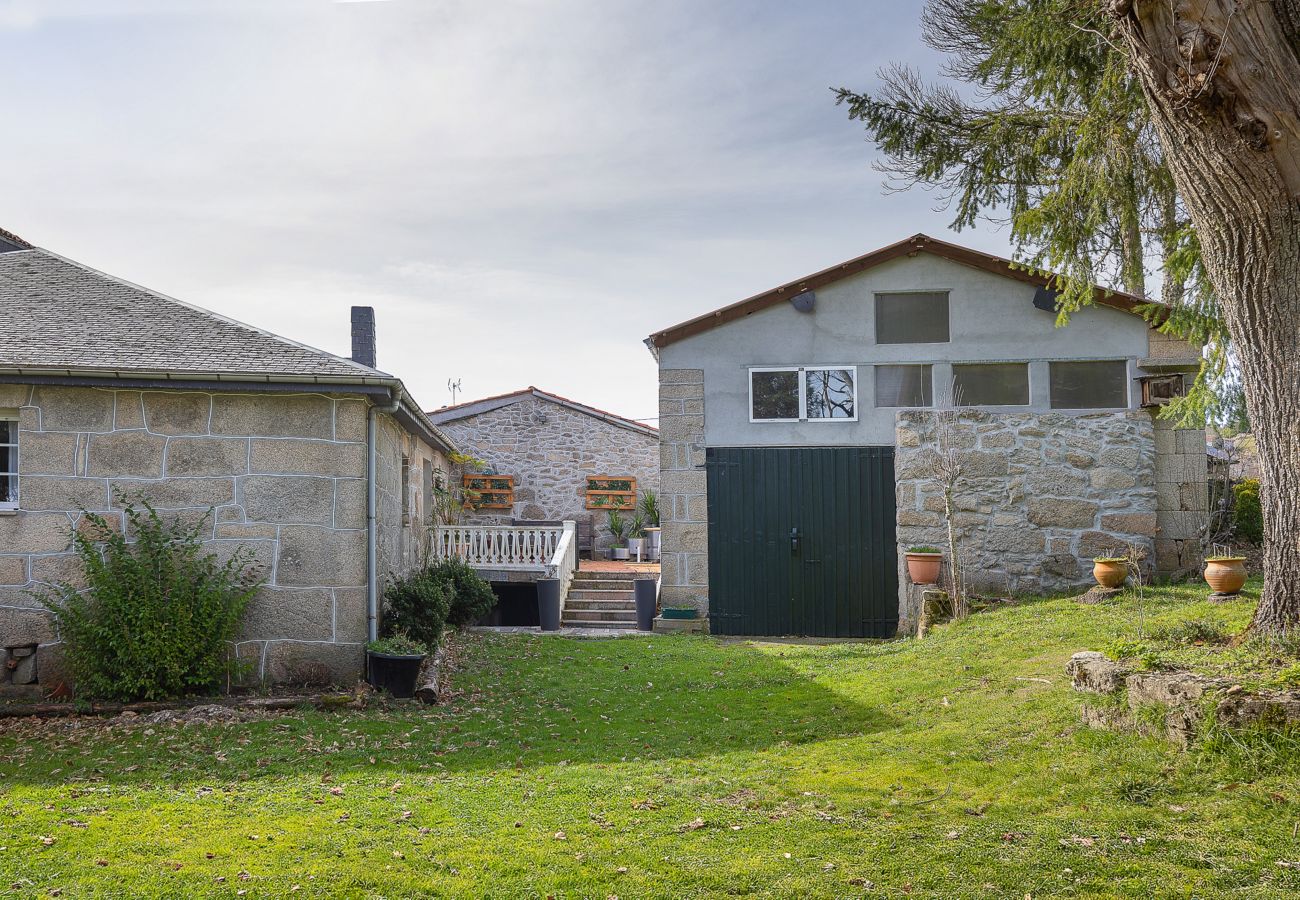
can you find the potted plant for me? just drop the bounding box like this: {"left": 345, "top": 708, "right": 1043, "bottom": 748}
{"left": 606, "top": 509, "right": 630, "bottom": 560}
{"left": 366, "top": 633, "right": 428, "bottom": 699}
{"left": 1092, "top": 556, "right": 1129, "bottom": 589}
{"left": 1204, "top": 547, "right": 1247, "bottom": 595}
{"left": 904, "top": 546, "right": 943, "bottom": 585}
{"left": 627, "top": 512, "right": 647, "bottom": 560}
{"left": 640, "top": 491, "right": 662, "bottom": 560}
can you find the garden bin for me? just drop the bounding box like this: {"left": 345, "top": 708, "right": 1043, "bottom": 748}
{"left": 634, "top": 578, "right": 657, "bottom": 631}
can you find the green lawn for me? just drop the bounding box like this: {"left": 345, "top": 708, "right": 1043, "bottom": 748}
{"left": 3, "top": 585, "right": 1299, "bottom": 898}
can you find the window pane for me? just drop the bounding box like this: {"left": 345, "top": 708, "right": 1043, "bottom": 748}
{"left": 876, "top": 292, "right": 950, "bottom": 343}
{"left": 1050, "top": 360, "right": 1128, "bottom": 409}
{"left": 875, "top": 365, "right": 932, "bottom": 407}
{"left": 751, "top": 370, "right": 799, "bottom": 420}
{"left": 953, "top": 363, "right": 1029, "bottom": 406}
{"left": 0, "top": 472, "right": 11, "bottom": 504}
{"left": 0, "top": 420, "right": 10, "bottom": 443}
{"left": 806, "top": 369, "right": 856, "bottom": 419}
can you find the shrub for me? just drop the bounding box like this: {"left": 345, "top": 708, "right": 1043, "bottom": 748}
{"left": 366, "top": 634, "right": 428, "bottom": 656}
{"left": 1232, "top": 478, "right": 1264, "bottom": 545}
{"left": 1152, "top": 616, "right": 1232, "bottom": 646}
{"left": 432, "top": 558, "right": 497, "bottom": 628}
{"left": 36, "top": 501, "right": 262, "bottom": 702}
{"left": 381, "top": 568, "right": 452, "bottom": 648}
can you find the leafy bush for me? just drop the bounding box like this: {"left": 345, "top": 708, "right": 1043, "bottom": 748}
{"left": 432, "top": 557, "right": 497, "bottom": 628}
{"left": 1232, "top": 478, "right": 1263, "bottom": 545}
{"left": 366, "top": 634, "right": 428, "bottom": 656}
{"left": 36, "top": 501, "right": 262, "bottom": 702}
{"left": 381, "top": 568, "right": 453, "bottom": 648}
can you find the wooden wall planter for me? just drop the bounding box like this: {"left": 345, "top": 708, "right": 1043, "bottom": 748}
{"left": 463, "top": 475, "right": 514, "bottom": 510}
{"left": 586, "top": 476, "right": 637, "bottom": 510}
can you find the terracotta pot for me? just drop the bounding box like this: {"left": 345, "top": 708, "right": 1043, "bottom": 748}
{"left": 1092, "top": 559, "right": 1128, "bottom": 589}
{"left": 1204, "top": 557, "right": 1247, "bottom": 595}
{"left": 905, "top": 552, "right": 943, "bottom": 585}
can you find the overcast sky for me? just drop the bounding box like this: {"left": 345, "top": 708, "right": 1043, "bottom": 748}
{"left": 0, "top": 0, "right": 1018, "bottom": 423}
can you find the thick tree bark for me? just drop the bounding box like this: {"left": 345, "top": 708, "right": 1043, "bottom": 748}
{"left": 1110, "top": 0, "right": 1300, "bottom": 634}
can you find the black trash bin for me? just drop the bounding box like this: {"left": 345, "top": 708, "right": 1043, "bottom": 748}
{"left": 537, "top": 578, "right": 561, "bottom": 631}
{"left": 633, "top": 578, "right": 657, "bottom": 631}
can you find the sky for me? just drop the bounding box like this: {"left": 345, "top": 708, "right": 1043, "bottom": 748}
{"left": 0, "top": 0, "right": 1020, "bottom": 424}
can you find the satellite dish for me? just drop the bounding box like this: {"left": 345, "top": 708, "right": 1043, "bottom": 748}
{"left": 790, "top": 290, "right": 816, "bottom": 313}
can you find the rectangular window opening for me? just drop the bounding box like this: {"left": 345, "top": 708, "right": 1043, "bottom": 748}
{"left": 750, "top": 367, "right": 857, "bottom": 422}
{"left": 0, "top": 416, "right": 16, "bottom": 509}
{"left": 1049, "top": 360, "right": 1129, "bottom": 409}
{"left": 952, "top": 363, "right": 1030, "bottom": 407}
{"left": 875, "top": 292, "right": 950, "bottom": 344}
{"left": 874, "top": 364, "right": 933, "bottom": 408}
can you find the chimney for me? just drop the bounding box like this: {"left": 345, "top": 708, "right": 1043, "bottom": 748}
{"left": 350, "top": 306, "right": 376, "bottom": 369}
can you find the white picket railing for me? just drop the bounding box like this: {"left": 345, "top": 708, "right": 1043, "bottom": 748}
{"left": 434, "top": 524, "right": 563, "bottom": 571}
{"left": 547, "top": 521, "right": 578, "bottom": 620}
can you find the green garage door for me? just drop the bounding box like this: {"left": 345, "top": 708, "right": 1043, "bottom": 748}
{"left": 706, "top": 447, "right": 898, "bottom": 638}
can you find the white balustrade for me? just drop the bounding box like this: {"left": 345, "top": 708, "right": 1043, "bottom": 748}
{"left": 433, "top": 524, "right": 564, "bottom": 571}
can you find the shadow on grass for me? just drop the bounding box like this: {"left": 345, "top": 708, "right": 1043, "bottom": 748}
{"left": 0, "top": 633, "right": 898, "bottom": 787}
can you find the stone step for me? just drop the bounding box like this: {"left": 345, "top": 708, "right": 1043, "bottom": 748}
{"left": 570, "top": 580, "right": 638, "bottom": 591}
{"left": 565, "top": 598, "right": 636, "bottom": 611}
{"left": 560, "top": 618, "right": 640, "bottom": 630}
{"left": 567, "top": 588, "right": 635, "bottom": 601}
{"left": 562, "top": 607, "right": 638, "bottom": 623}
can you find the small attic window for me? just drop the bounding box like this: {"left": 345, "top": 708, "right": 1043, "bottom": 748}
{"left": 875, "top": 292, "right": 950, "bottom": 343}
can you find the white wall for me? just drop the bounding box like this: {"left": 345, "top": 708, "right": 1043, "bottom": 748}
{"left": 658, "top": 253, "right": 1152, "bottom": 446}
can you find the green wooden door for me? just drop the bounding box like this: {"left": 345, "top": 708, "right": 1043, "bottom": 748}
{"left": 706, "top": 447, "right": 898, "bottom": 637}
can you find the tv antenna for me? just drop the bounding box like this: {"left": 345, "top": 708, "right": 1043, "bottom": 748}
{"left": 448, "top": 378, "right": 462, "bottom": 406}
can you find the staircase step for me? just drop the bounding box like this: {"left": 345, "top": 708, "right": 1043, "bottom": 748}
{"left": 562, "top": 607, "right": 638, "bottom": 623}
{"left": 560, "top": 618, "right": 640, "bottom": 630}
{"left": 565, "top": 599, "right": 636, "bottom": 611}
{"left": 568, "top": 589, "right": 635, "bottom": 601}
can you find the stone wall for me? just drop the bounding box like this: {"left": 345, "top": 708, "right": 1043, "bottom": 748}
{"left": 0, "top": 383, "right": 434, "bottom": 690}
{"left": 894, "top": 410, "right": 1160, "bottom": 613}
{"left": 374, "top": 411, "right": 450, "bottom": 584}
{"left": 658, "top": 370, "right": 708, "bottom": 614}
{"left": 437, "top": 395, "right": 658, "bottom": 552}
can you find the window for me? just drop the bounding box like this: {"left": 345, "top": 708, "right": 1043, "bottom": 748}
{"left": 750, "top": 367, "right": 858, "bottom": 422}
{"left": 0, "top": 415, "right": 15, "bottom": 510}
{"left": 953, "top": 363, "right": 1029, "bottom": 406}
{"left": 750, "top": 369, "right": 800, "bottom": 421}
{"left": 1050, "top": 360, "right": 1129, "bottom": 409}
{"left": 422, "top": 459, "right": 434, "bottom": 524}
{"left": 875, "top": 292, "right": 950, "bottom": 344}
{"left": 586, "top": 476, "right": 637, "bottom": 510}
{"left": 463, "top": 474, "right": 515, "bottom": 510}
{"left": 875, "top": 365, "right": 933, "bottom": 408}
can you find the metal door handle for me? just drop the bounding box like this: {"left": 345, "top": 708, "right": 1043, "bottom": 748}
{"left": 790, "top": 527, "right": 800, "bottom": 554}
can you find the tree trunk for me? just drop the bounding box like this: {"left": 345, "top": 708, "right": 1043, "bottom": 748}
{"left": 1110, "top": 0, "right": 1300, "bottom": 634}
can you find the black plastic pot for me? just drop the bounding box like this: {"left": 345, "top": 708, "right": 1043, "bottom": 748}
{"left": 634, "top": 579, "right": 657, "bottom": 631}
{"left": 367, "top": 651, "right": 426, "bottom": 699}
{"left": 537, "top": 578, "right": 561, "bottom": 632}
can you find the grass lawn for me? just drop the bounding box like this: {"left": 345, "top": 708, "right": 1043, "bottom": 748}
{"left": 3, "top": 584, "right": 1299, "bottom": 898}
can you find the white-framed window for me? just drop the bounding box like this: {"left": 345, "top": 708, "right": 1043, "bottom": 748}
{"left": 874, "top": 364, "right": 934, "bottom": 408}
{"left": 749, "top": 366, "right": 857, "bottom": 422}
{"left": 1049, "top": 360, "right": 1130, "bottom": 409}
{"left": 875, "top": 291, "right": 950, "bottom": 344}
{"left": 953, "top": 362, "right": 1030, "bottom": 407}
{"left": 0, "top": 413, "right": 17, "bottom": 510}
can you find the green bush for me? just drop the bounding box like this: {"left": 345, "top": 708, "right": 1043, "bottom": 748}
{"left": 1233, "top": 478, "right": 1264, "bottom": 545}
{"left": 36, "top": 501, "right": 262, "bottom": 702}
{"left": 381, "top": 568, "right": 453, "bottom": 648}
{"left": 433, "top": 558, "right": 497, "bottom": 628}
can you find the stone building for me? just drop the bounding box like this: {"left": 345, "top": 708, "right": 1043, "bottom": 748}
{"left": 429, "top": 387, "right": 659, "bottom": 553}
{"left": 647, "top": 233, "right": 1207, "bottom": 637}
{"left": 0, "top": 233, "right": 455, "bottom": 692}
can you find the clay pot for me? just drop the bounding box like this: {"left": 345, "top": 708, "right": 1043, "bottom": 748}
{"left": 905, "top": 552, "right": 943, "bottom": 585}
{"left": 1204, "top": 557, "right": 1247, "bottom": 595}
{"left": 1092, "top": 559, "right": 1128, "bottom": 589}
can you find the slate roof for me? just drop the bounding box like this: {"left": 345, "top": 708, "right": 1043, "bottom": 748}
{"left": 429, "top": 386, "right": 658, "bottom": 437}
{"left": 0, "top": 248, "right": 383, "bottom": 382}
